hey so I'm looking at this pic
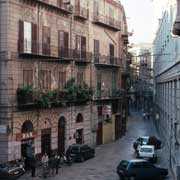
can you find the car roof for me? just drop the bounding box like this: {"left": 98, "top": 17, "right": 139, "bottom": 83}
{"left": 128, "top": 159, "right": 147, "bottom": 163}
{"left": 140, "top": 145, "right": 154, "bottom": 149}
{"left": 70, "top": 144, "right": 88, "bottom": 147}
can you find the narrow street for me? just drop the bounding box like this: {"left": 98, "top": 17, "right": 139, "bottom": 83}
{"left": 20, "top": 111, "right": 172, "bottom": 180}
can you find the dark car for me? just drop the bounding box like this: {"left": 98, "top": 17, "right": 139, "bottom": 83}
{"left": 117, "top": 159, "right": 168, "bottom": 180}
{"left": 67, "top": 144, "right": 95, "bottom": 162}
{"left": 133, "top": 136, "right": 161, "bottom": 152}
{"left": 0, "top": 162, "right": 25, "bottom": 180}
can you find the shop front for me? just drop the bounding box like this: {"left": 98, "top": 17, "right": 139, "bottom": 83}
{"left": 16, "top": 120, "right": 37, "bottom": 169}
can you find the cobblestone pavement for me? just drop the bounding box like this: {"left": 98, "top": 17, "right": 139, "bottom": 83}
{"left": 19, "top": 111, "right": 172, "bottom": 180}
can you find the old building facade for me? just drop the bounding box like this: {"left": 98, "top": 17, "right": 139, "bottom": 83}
{"left": 0, "top": 0, "right": 129, "bottom": 162}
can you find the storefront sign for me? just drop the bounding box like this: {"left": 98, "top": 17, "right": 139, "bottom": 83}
{"left": 102, "top": 105, "right": 112, "bottom": 120}
{"left": 102, "top": 105, "right": 111, "bottom": 115}
{"left": 16, "top": 131, "right": 37, "bottom": 141}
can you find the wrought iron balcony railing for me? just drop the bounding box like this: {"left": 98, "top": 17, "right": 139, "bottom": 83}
{"left": 30, "top": 0, "right": 73, "bottom": 14}
{"left": 74, "top": 6, "right": 89, "bottom": 20}
{"left": 93, "top": 14, "right": 121, "bottom": 31}
{"left": 94, "top": 54, "right": 122, "bottom": 67}
{"left": 18, "top": 40, "right": 92, "bottom": 62}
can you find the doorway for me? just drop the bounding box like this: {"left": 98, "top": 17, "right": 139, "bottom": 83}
{"left": 41, "top": 128, "right": 51, "bottom": 156}
{"left": 58, "top": 117, "right": 66, "bottom": 155}
{"left": 96, "top": 122, "right": 103, "bottom": 145}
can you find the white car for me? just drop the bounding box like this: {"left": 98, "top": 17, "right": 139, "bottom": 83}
{"left": 137, "top": 145, "right": 157, "bottom": 163}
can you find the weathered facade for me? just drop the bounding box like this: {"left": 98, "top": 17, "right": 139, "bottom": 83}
{"left": 0, "top": 0, "right": 129, "bottom": 162}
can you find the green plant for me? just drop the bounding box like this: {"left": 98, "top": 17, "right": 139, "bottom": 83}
{"left": 17, "top": 84, "right": 33, "bottom": 104}
{"left": 64, "top": 79, "right": 92, "bottom": 102}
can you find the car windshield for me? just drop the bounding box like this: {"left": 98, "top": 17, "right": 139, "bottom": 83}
{"left": 140, "top": 147, "right": 153, "bottom": 153}
{"left": 119, "top": 160, "right": 129, "bottom": 169}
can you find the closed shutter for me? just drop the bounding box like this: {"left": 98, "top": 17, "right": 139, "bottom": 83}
{"left": 59, "top": 71, "right": 66, "bottom": 89}
{"left": 110, "top": 44, "right": 114, "bottom": 64}
{"left": 42, "top": 27, "right": 50, "bottom": 55}
{"left": 32, "top": 23, "right": 38, "bottom": 54}
{"left": 94, "top": 40, "right": 99, "bottom": 63}
{"left": 19, "top": 20, "right": 24, "bottom": 52}
{"left": 64, "top": 32, "right": 69, "bottom": 58}
{"left": 81, "top": 36, "right": 86, "bottom": 59}
{"left": 75, "top": 35, "right": 81, "bottom": 58}
{"left": 58, "top": 31, "right": 64, "bottom": 57}
{"left": 23, "top": 69, "right": 33, "bottom": 86}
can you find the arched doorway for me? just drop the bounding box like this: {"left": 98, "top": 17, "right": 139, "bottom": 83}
{"left": 58, "top": 117, "right": 66, "bottom": 155}
{"left": 21, "top": 120, "right": 34, "bottom": 169}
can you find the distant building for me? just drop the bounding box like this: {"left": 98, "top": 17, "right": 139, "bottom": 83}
{"left": 0, "top": 0, "right": 129, "bottom": 162}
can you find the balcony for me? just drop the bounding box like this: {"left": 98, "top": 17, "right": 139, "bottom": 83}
{"left": 94, "top": 54, "right": 121, "bottom": 68}
{"left": 18, "top": 40, "right": 92, "bottom": 63}
{"left": 27, "top": 0, "right": 73, "bottom": 14}
{"left": 94, "top": 88, "right": 124, "bottom": 101}
{"left": 93, "top": 14, "right": 121, "bottom": 31}
{"left": 74, "top": 6, "right": 89, "bottom": 20}
{"left": 17, "top": 82, "right": 92, "bottom": 110}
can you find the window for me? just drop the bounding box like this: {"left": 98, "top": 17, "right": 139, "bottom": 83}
{"left": 75, "top": 35, "right": 86, "bottom": 59}
{"left": 40, "top": 70, "right": 51, "bottom": 90}
{"left": 76, "top": 113, "right": 83, "bottom": 123}
{"left": 94, "top": 40, "right": 99, "bottom": 63}
{"left": 77, "top": 71, "right": 84, "bottom": 85}
{"left": 19, "top": 21, "right": 37, "bottom": 54}
{"left": 58, "top": 31, "right": 69, "bottom": 58}
{"left": 42, "top": 26, "right": 50, "bottom": 55}
{"left": 58, "top": 71, "right": 66, "bottom": 89}
{"left": 23, "top": 69, "right": 33, "bottom": 86}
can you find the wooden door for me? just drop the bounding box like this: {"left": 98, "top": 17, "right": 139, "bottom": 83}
{"left": 96, "top": 122, "right": 103, "bottom": 145}
{"left": 41, "top": 128, "right": 51, "bottom": 156}
{"left": 58, "top": 117, "right": 66, "bottom": 155}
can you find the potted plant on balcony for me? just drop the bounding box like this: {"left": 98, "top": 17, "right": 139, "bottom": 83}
{"left": 38, "top": 90, "right": 58, "bottom": 108}
{"left": 17, "top": 84, "right": 33, "bottom": 104}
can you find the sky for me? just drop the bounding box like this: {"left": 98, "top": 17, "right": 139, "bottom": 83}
{"left": 120, "top": 0, "right": 167, "bottom": 44}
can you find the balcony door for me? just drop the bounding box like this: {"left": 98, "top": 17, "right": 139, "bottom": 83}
{"left": 58, "top": 31, "right": 69, "bottom": 58}
{"left": 109, "top": 44, "right": 114, "bottom": 64}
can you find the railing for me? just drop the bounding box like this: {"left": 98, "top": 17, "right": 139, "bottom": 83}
{"left": 74, "top": 6, "right": 89, "bottom": 20}
{"left": 31, "top": 0, "right": 73, "bottom": 14}
{"left": 93, "top": 14, "right": 121, "bottom": 31}
{"left": 18, "top": 40, "right": 92, "bottom": 61}
{"left": 94, "top": 54, "right": 121, "bottom": 66}
{"left": 94, "top": 88, "right": 125, "bottom": 100}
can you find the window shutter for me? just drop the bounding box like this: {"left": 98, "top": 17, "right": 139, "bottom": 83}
{"left": 81, "top": 36, "right": 86, "bottom": 58}
{"left": 32, "top": 23, "right": 38, "bottom": 54}
{"left": 94, "top": 40, "right": 99, "bottom": 63}
{"left": 42, "top": 27, "right": 50, "bottom": 55}
{"left": 58, "top": 31, "right": 64, "bottom": 57}
{"left": 19, "top": 20, "right": 24, "bottom": 52}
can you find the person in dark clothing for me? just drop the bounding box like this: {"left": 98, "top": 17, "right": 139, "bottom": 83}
{"left": 29, "top": 155, "right": 36, "bottom": 177}
{"left": 55, "top": 154, "right": 61, "bottom": 175}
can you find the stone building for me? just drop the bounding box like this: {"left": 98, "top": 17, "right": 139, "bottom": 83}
{"left": 0, "top": 0, "right": 129, "bottom": 162}
{"left": 154, "top": 0, "right": 180, "bottom": 178}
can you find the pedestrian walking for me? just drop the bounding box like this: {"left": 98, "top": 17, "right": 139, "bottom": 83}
{"left": 49, "top": 154, "right": 56, "bottom": 177}
{"left": 143, "top": 112, "right": 146, "bottom": 120}
{"left": 55, "top": 154, "right": 61, "bottom": 175}
{"left": 29, "top": 155, "right": 36, "bottom": 178}
{"left": 41, "top": 153, "right": 49, "bottom": 178}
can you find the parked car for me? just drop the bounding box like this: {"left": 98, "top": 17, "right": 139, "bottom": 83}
{"left": 137, "top": 145, "right": 157, "bottom": 163}
{"left": 0, "top": 162, "right": 25, "bottom": 180}
{"left": 133, "top": 136, "right": 161, "bottom": 152}
{"left": 117, "top": 159, "right": 168, "bottom": 180}
{"left": 67, "top": 144, "right": 95, "bottom": 162}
